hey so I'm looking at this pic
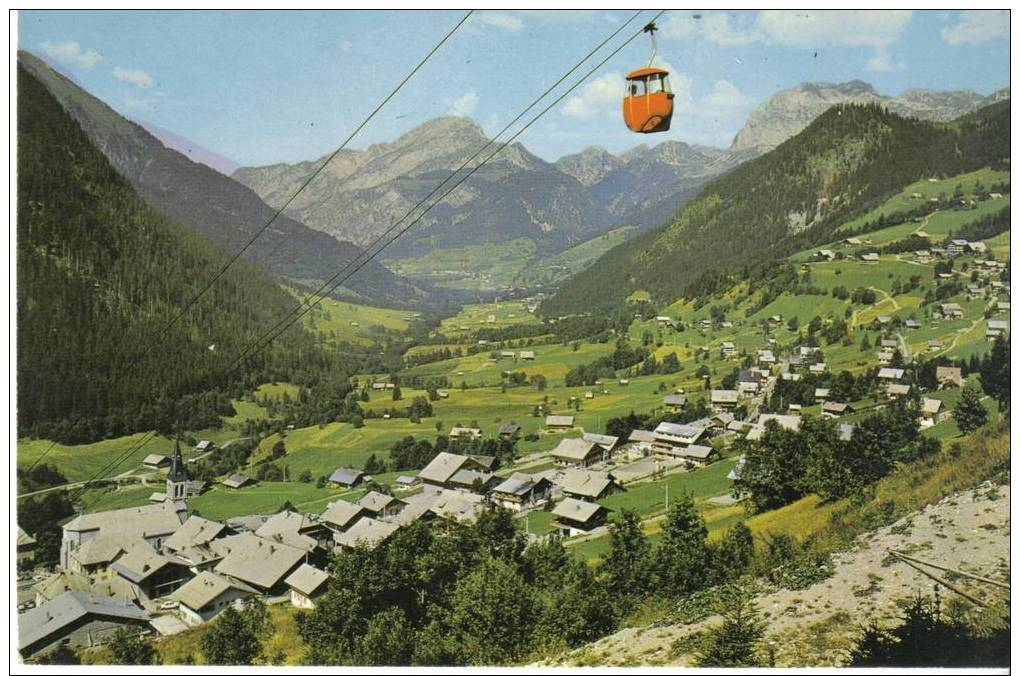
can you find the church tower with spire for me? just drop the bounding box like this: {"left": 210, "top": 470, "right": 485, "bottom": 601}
{"left": 166, "top": 439, "right": 189, "bottom": 503}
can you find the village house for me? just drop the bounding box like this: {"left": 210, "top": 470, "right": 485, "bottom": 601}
{"left": 878, "top": 351, "right": 894, "bottom": 365}
{"left": 17, "top": 527, "right": 36, "bottom": 565}
{"left": 860, "top": 252, "right": 880, "bottom": 263}
{"left": 874, "top": 315, "right": 892, "bottom": 326}
{"left": 446, "top": 468, "right": 499, "bottom": 493}
{"left": 920, "top": 398, "right": 944, "bottom": 428}
{"left": 736, "top": 369, "right": 762, "bottom": 395}
{"left": 551, "top": 498, "right": 610, "bottom": 537}
{"left": 720, "top": 341, "right": 736, "bottom": 358}
{"left": 885, "top": 383, "right": 912, "bottom": 398}
{"left": 357, "top": 491, "right": 407, "bottom": 518}
{"left": 582, "top": 432, "right": 620, "bottom": 456}
{"left": 940, "top": 303, "right": 963, "bottom": 319}
{"left": 544, "top": 414, "right": 575, "bottom": 432}
{"left": 519, "top": 350, "right": 536, "bottom": 360}
{"left": 651, "top": 422, "right": 707, "bottom": 456}
{"left": 757, "top": 349, "right": 776, "bottom": 365}
{"left": 710, "top": 389, "right": 739, "bottom": 412}
{"left": 946, "top": 239, "right": 969, "bottom": 256}
{"left": 904, "top": 319, "right": 921, "bottom": 329}
{"left": 936, "top": 366, "right": 964, "bottom": 389}
{"left": 222, "top": 473, "right": 252, "bottom": 489}
{"left": 172, "top": 571, "right": 255, "bottom": 627}
{"left": 781, "top": 371, "right": 802, "bottom": 382}
{"left": 490, "top": 473, "right": 553, "bottom": 512}
{"left": 328, "top": 467, "right": 365, "bottom": 488}
{"left": 821, "top": 401, "right": 852, "bottom": 417}
{"left": 319, "top": 500, "right": 368, "bottom": 536}
{"left": 142, "top": 454, "right": 171, "bottom": 470}
{"left": 814, "top": 388, "right": 830, "bottom": 404}
{"left": 417, "top": 452, "right": 495, "bottom": 492}
{"left": 877, "top": 367, "right": 905, "bottom": 381}
{"left": 334, "top": 517, "right": 401, "bottom": 550}
{"left": 212, "top": 533, "right": 307, "bottom": 595}
{"left": 18, "top": 591, "right": 152, "bottom": 659}
{"left": 284, "top": 564, "right": 330, "bottom": 609}
{"left": 195, "top": 439, "right": 214, "bottom": 453}
{"left": 556, "top": 468, "right": 623, "bottom": 502}
{"left": 254, "top": 510, "right": 328, "bottom": 553}
{"left": 449, "top": 426, "right": 483, "bottom": 440}
{"left": 986, "top": 319, "right": 1008, "bottom": 338}
{"left": 110, "top": 544, "right": 193, "bottom": 604}
{"left": 549, "top": 437, "right": 602, "bottom": 468}
{"left": 928, "top": 339, "right": 944, "bottom": 352}
{"left": 626, "top": 429, "right": 657, "bottom": 458}
{"left": 663, "top": 393, "right": 687, "bottom": 412}
{"left": 497, "top": 423, "right": 522, "bottom": 440}
{"left": 394, "top": 475, "right": 421, "bottom": 489}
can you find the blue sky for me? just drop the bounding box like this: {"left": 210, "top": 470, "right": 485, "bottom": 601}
{"left": 19, "top": 9, "right": 1010, "bottom": 166}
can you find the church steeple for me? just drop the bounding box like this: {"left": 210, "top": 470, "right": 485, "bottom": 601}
{"left": 166, "top": 439, "right": 189, "bottom": 502}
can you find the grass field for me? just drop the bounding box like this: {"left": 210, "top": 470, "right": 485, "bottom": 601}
{"left": 17, "top": 433, "right": 187, "bottom": 484}
{"left": 386, "top": 238, "right": 537, "bottom": 290}
{"left": 294, "top": 292, "right": 418, "bottom": 346}
{"left": 521, "top": 227, "right": 637, "bottom": 286}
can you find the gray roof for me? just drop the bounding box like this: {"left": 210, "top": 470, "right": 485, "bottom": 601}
{"left": 449, "top": 468, "right": 496, "bottom": 487}
{"left": 663, "top": 394, "right": 687, "bottom": 406}
{"left": 320, "top": 500, "right": 367, "bottom": 529}
{"left": 212, "top": 533, "right": 306, "bottom": 590}
{"left": 357, "top": 491, "right": 405, "bottom": 513}
{"left": 394, "top": 475, "right": 420, "bottom": 486}
{"left": 552, "top": 497, "right": 606, "bottom": 524}
{"left": 545, "top": 415, "right": 575, "bottom": 427}
{"left": 223, "top": 473, "right": 250, "bottom": 488}
{"left": 922, "top": 398, "right": 943, "bottom": 414}
{"left": 653, "top": 422, "right": 705, "bottom": 444}
{"left": 679, "top": 444, "right": 714, "bottom": 459}
{"left": 19, "top": 591, "right": 150, "bottom": 652}
{"left": 758, "top": 414, "right": 801, "bottom": 432}
{"left": 17, "top": 526, "right": 36, "bottom": 547}
{"left": 61, "top": 500, "right": 183, "bottom": 539}
{"left": 550, "top": 437, "right": 599, "bottom": 462}
{"left": 225, "top": 514, "right": 270, "bottom": 533}
{"left": 172, "top": 571, "right": 254, "bottom": 611}
{"left": 492, "top": 472, "right": 546, "bottom": 497}
{"left": 333, "top": 517, "right": 399, "bottom": 549}
{"left": 284, "top": 563, "right": 330, "bottom": 597}
{"left": 418, "top": 452, "right": 473, "bottom": 484}
{"left": 557, "top": 468, "right": 616, "bottom": 499}
{"left": 142, "top": 453, "right": 169, "bottom": 466}
{"left": 582, "top": 432, "right": 620, "bottom": 450}
{"left": 164, "top": 515, "right": 227, "bottom": 552}
{"left": 878, "top": 367, "right": 905, "bottom": 380}
{"left": 628, "top": 429, "right": 656, "bottom": 443}
{"left": 111, "top": 544, "right": 182, "bottom": 584}
{"left": 711, "top": 389, "right": 739, "bottom": 403}
{"left": 328, "top": 467, "right": 364, "bottom": 485}
{"left": 498, "top": 423, "right": 522, "bottom": 435}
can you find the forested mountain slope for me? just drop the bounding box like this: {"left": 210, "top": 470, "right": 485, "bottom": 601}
{"left": 17, "top": 64, "right": 331, "bottom": 442}
{"left": 18, "top": 50, "right": 428, "bottom": 309}
{"left": 542, "top": 100, "right": 1010, "bottom": 316}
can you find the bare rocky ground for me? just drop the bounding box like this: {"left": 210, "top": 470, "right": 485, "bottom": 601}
{"left": 545, "top": 483, "right": 1010, "bottom": 667}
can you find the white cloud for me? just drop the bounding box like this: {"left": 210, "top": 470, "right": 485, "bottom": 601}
{"left": 339, "top": 40, "right": 353, "bottom": 52}
{"left": 562, "top": 71, "right": 622, "bottom": 119}
{"left": 39, "top": 40, "right": 103, "bottom": 68}
{"left": 941, "top": 10, "right": 1009, "bottom": 45}
{"left": 446, "top": 91, "right": 479, "bottom": 117}
{"left": 662, "top": 11, "right": 757, "bottom": 46}
{"left": 865, "top": 47, "right": 904, "bottom": 72}
{"left": 113, "top": 66, "right": 155, "bottom": 88}
{"left": 473, "top": 12, "right": 523, "bottom": 32}
{"left": 702, "top": 80, "right": 751, "bottom": 109}
{"left": 756, "top": 10, "right": 912, "bottom": 49}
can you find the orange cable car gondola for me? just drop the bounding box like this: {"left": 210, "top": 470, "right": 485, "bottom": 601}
{"left": 622, "top": 22, "right": 674, "bottom": 134}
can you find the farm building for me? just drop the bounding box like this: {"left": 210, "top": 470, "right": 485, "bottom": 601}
{"left": 920, "top": 398, "right": 944, "bottom": 427}
{"left": 60, "top": 500, "right": 185, "bottom": 572}
{"left": 195, "top": 440, "right": 214, "bottom": 453}
{"left": 878, "top": 367, "right": 905, "bottom": 381}
{"left": 17, "top": 527, "right": 36, "bottom": 565}
{"left": 110, "top": 544, "right": 193, "bottom": 604}
{"left": 254, "top": 511, "right": 326, "bottom": 552}
{"left": 519, "top": 350, "right": 536, "bottom": 360}
{"left": 394, "top": 475, "right": 421, "bottom": 489}
{"left": 885, "top": 383, "right": 912, "bottom": 398}
{"left": 582, "top": 432, "right": 620, "bottom": 455}
{"left": 940, "top": 303, "right": 963, "bottom": 318}
{"left": 814, "top": 388, "right": 830, "bottom": 404}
